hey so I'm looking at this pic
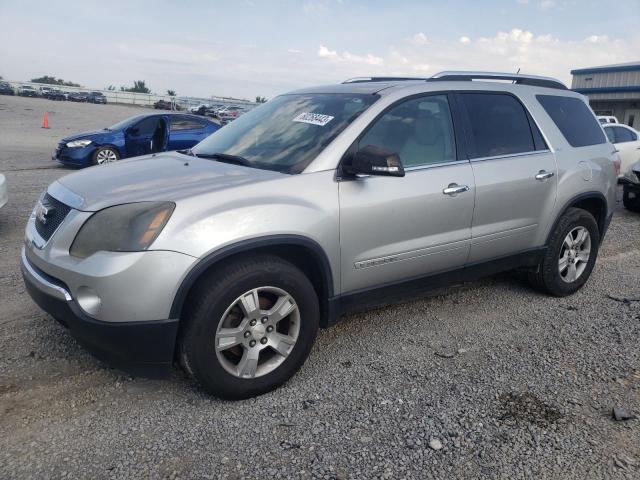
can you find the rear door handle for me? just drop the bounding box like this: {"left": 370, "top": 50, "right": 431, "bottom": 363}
{"left": 442, "top": 183, "right": 470, "bottom": 196}
{"left": 535, "top": 170, "right": 555, "bottom": 181}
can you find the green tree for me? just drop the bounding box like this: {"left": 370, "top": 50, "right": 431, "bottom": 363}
{"left": 30, "top": 75, "right": 80, "bottom": 87}
{"left": 255, "top": 96, "right": 267, "bottom": 103}
{"left": 167, "top": 89, "right": 176, "bottom": 96}
{"left": 121, "top": 80, "right": 151, "bottom": 94}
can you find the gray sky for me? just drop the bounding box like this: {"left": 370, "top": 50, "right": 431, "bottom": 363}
{"left": 1, "top": 0, "right": 638, "bottom": 100}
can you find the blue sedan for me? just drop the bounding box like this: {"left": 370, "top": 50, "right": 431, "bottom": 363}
{"left": 53, "top": 113, "right": 221, "bottom": 167}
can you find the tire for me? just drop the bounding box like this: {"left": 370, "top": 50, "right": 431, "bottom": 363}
{"left": 179, "top": 255, "right": 319, "bottom": 399}
{"left": 528, "top": 208, "right": 600, "bottom": 296}
{"left": 623, "top": 185, "right": 640, "bottom": 212}
{"left": 91, "top": 146, "right": 119, "bottom": 166}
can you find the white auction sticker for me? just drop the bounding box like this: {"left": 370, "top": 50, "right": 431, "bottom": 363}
{"left": 293, "top": 112, "right": 334, "bottom": 126}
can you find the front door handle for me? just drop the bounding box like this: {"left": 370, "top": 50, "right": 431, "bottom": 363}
{"left": 535, "top": 170, "right": 555, "bottom": 181}
{"left": 442, "top": 183, "right": 470, "bottom": 196}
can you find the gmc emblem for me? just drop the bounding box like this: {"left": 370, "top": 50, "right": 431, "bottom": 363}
{"left": 35, "top": 199, "right": 54, "bottom": 225}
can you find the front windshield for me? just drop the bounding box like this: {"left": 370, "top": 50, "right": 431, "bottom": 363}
{"left": 192, "top": 93, "right": 378, "bottom": 173}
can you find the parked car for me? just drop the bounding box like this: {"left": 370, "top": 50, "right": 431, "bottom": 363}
{"left": 39, "top": 85, "right": 56, "bottom": 97}
{"left": 0, "top": 81, "right": 15, "bottom": 95}
{"left": 154, "top": 99, "right": 174, "bottom": 110}
{"left": 67, "top": 91, "right": 88, "bottom": 102}
{"left": 18, "top": 85, "right": 38, "bottom": 97}
{"left": 44, "top": 89, "right": 67, "bottom": 101}
{"left": 22, "top": 72, "right": 617, "bottom": 399}
{"left": 52, "top": 113, "right": 220, "bottom": 167}
{"left": 208, "top": 105, "right": 230, "bottom": 117}
{"left": 189, "top": 103, "right": 210, "bottom": 114}
{"left": 603, "top": 124, "right": 640, "bottom": 178}
{"left": 622, "top": 161, "right": 640, "bottom": 212}
{"left": 87, "top": 91, "right": 107, "bottom": 104}
{"left": 0, "top": 173, "right": 6, "bottom": 210}
{"left": 216, "top": 105, "right": 245, "bottom": 120}
{"left": 598, "top": 115, "right": 618, "bottom": 124}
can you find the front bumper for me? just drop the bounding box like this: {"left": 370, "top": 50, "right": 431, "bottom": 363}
{"left": 52, "top": 144, "right": 95, "bottom": 167}
{"left": 21, "top": 248, "right": 179, "bottom": 378}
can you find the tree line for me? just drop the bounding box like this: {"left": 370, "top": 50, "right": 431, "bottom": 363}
{"left": 22, "top": 74, "right": 266, "bottom": 102}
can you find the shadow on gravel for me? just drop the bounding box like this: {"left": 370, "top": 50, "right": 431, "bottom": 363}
{"left": 498, "top": 392, "right": 563, "bottom": 426}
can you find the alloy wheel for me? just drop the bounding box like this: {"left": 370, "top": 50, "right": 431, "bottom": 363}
{"left": 215, "top": 286, "right": 300, "bottom": 379}
{"left": 96, "top": 149, "right": 118, "bottom": 165}
{"left": 558, "top": 226, "right": 591, "bottom": 283}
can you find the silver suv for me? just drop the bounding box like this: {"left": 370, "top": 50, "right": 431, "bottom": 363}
{"left": 22, "top": 72, "right": 618, "bottom": 399}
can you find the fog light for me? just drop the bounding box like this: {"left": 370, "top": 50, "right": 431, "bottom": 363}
{"left": 76, "top": 286, "right": 101, "bottom": 316}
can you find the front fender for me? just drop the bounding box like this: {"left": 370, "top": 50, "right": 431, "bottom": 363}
{"left": 152, "top": 170, "right": 341, "bottom": 293}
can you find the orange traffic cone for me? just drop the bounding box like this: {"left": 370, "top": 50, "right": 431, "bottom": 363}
{"left": 42, "top": 112, "right": 49, "bottom": 129}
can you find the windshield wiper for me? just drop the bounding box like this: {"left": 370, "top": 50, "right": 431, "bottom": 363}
{"left": 194, "top": 152, "right": 252, "bottom": 167}
{"left": 179, "top": 148, "right": 196, "bottom": 156}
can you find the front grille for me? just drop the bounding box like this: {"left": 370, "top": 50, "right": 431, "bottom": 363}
{"left": 34, "top": 193, "right": 72, "bottom": 241}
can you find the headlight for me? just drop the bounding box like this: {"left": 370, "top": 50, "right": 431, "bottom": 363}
{"left": 70, "top": 202, "right": 175, "bottom": 258}
{"left": 66, "top": 139, "right": 93, "bottom": 148}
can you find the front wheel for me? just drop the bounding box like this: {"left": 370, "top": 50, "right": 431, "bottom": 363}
{"left": 179, "top": 255, "right": 319, "bottom": 399}
{"left": 528, "top": 208, "right": 600, "bottom": 296}
{"left": 92, "top": 146, "right": 119, "bottom": 166}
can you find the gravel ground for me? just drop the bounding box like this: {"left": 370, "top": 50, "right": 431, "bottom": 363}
{"left": 0, "top": 95, "right": 638, "bottom": 479}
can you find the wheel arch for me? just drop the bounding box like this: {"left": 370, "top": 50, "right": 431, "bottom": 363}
{"left": 170, "top": 235, "right": 335, "bottom": 328}
{"left": 546, "top": 191, "right": 608, "bottom": 245}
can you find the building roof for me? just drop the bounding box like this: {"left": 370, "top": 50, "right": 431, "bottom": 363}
{"left": 571, "top": 61, "right": 640, "bottom": 76}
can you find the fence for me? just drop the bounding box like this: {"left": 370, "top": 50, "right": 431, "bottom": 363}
{"left": 5, "top": 80, "right": 257, "bottom": 111}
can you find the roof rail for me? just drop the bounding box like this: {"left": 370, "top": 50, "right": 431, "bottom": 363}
{"left": 342, "top": 76, "right": 429, "bottom": 84}
{"left": 429, "top": 71, "right": 567, "bottom": 90}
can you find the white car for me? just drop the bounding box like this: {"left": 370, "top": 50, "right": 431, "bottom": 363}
{"left": 598, "top": 115, "right": 618, "bottom": 124}
{"left": 189, "top": 103, "right": 210, "bottom": 113}
{"left": 603, "top": 124, "right": 640, "bottom": 178}
{"left": 0, "top": 173, "right": 7, "bottom": 210}
{"left": 39, "top": 85, "right": 55, "bottom": 96}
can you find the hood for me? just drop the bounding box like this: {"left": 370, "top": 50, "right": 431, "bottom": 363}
{"left": 61, "top": 129, "right": 117, "bottom": 143}
{"left": 50, "top": 151, "right": 284, "bottom": 211}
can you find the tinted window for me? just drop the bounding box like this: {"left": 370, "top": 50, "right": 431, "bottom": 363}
{"left": 537, "top": 95, "right": 606, "bottom": 147}
{"left": 192, "top": 93, "right": 378, "bottom": 174}
{"left": 612, "top": 126, "right": 637, "bottom": 143}
{"left": 171, "top": 117, "right": 206, "bottom": 131}
{"left": 133, "top": 117, "right": 160, "bottom": 136}
{"left": 359, "top": 95, "right": 456, "bottom": 167}
{"left": 459, "top": 93, "right": 534, "bottom": 158}
{"left": 604, "top": 127, "right": 616, "bottom": 143}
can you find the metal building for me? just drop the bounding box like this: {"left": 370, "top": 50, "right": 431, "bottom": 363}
{"left": 571, "top": 61, "right": 640, "bottom": 129}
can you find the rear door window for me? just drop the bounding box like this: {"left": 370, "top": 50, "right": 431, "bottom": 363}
{"left": 458, "top": 93, "right": 536, "bottom": 159}
{"left": 171, "top": 117, "right": 206, "bottom": 131}
{"left": 611, "top": 126, "right": 637, "bottom": 143}
{"left": 536, "top": 95, "right": 606, "bottom": 147}
{"left": 604, "top": 127, "right": 616, "bottom": 143}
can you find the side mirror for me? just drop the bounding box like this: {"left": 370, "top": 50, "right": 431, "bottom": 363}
{"left": 344, "top": 145, "right": 405, "bottom": 177}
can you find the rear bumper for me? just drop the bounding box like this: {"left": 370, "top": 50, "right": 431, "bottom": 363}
{"left": 21, "top": 248, "right": 178, "bottom": 378}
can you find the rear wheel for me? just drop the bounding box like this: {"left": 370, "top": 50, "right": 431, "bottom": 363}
{"left": 623, "top": 185, "right": 640, "bottom": 212}
{"left": 179, "top": 255, "right": 319, "bottom": 399}
{"left": 528, "top": 208, "right": 599, "bottom": 296}
{"left": 92, "top": 146, "right": 119, "bottom": 166}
